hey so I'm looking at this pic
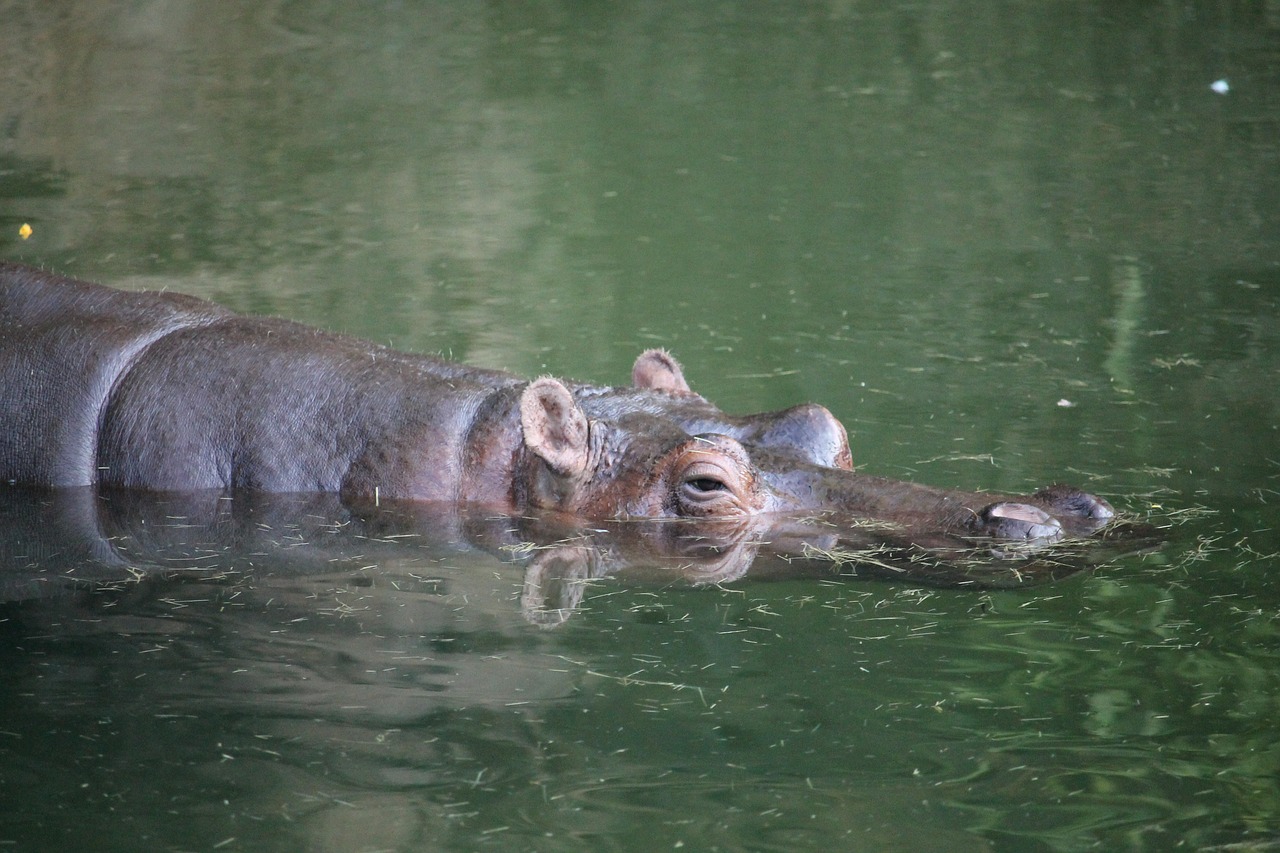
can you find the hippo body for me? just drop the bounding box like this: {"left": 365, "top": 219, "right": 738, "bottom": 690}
{"left": 0, "top": 262, "right": 1113, "bottom": 544}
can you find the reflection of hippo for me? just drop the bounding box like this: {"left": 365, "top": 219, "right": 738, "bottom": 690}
{"left": 0, "top": 486, "right": 1145, "bottom": 626}
{"left": 0, "top": 262, "right": 1113, "bottom": 545}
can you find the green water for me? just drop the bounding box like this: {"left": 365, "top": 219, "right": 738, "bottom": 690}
{"left": 2, "top": 1, "right": 1278, "bottom": 850}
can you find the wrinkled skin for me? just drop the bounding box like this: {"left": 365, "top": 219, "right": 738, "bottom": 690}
{"left": 0, "top": 262, "right": 1114, "bottom": 547}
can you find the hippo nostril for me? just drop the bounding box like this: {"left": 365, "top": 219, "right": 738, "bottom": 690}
{"left": 1023, "top": 520, "right": 1063, "bottom": 540}
{"left": 1034, "top": 485, "right": 1115, "bottom": 522}
{"left": 1086, "top": 497, "right": 1115, "bottom": 520}
{"left": 981, "top": 502, "right": 1064, "bottom": 543}
{"left": 1065, "top": 493, "right": 1114, "bottom": 520}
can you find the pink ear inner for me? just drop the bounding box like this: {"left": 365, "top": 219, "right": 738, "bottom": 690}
{"left": 520, "top": 377, "right": 590, "bottom": 477}
{"left": 631, "top": 349, "right": 691, "bottom": 394}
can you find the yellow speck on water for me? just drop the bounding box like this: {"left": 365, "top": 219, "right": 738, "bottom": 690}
{"left": 18, "top": 223, "right": 33, "bottom": 240}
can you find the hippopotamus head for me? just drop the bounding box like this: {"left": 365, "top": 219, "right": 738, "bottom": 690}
{"left": 516, "top": 351, "right": 1114, "bottom": 545}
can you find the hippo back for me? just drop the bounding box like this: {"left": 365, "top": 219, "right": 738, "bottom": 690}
{"left": 0, "top": 263, "right": 230, "bottom": 486}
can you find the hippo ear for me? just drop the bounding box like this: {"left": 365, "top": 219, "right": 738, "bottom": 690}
{"left": 632, "top": 349, "right": 691, "bottom": 394}
{"left": 520, "top": 377, "right": 590, "bottom": 478}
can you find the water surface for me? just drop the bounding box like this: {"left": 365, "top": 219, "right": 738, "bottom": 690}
{"left": 2, "top": 2, "right": 1278, "bottom": 851}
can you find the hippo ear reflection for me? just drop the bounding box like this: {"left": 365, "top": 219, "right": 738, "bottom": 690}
{"left": 517, "top": 520, "right": 765, "bottom": 627}
{"left": 520, "top": 544, "right": 598, "bottom": 628}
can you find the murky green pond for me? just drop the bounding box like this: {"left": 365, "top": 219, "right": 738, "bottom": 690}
{"left": 2, "top": 2, "right": 1278, "bottom": 851}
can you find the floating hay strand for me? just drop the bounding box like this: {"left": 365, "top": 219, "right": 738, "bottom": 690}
{"left": 551, "top": 655, "right": 710, "bottom": 706}
{"left": 799, "top": 541, "right": 919, "bottom": 574}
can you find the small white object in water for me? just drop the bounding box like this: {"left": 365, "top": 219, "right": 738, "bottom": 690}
{"left": 1211, "top": 79, "right": 1230, "bottom": 94}
{"left": 1056, "top": 398, "right": 1076, "bottom": 408}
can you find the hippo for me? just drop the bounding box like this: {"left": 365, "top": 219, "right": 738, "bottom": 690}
{"left": 0, "top": 262, "right": 1114, "bottom": 545}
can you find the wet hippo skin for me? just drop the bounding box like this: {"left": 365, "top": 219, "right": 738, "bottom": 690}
{"left": 0, "top": 262, "right": 1114, "bottom": 545}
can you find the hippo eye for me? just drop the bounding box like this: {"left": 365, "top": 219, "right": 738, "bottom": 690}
{"left": 677, "top": 463, "right": 741, "bottom": 514}
{"left": 672, "top": 436, "right": 755, "bottom": 518}
{"left": 685, "top": 476, "right": 728, "bottom": 494}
